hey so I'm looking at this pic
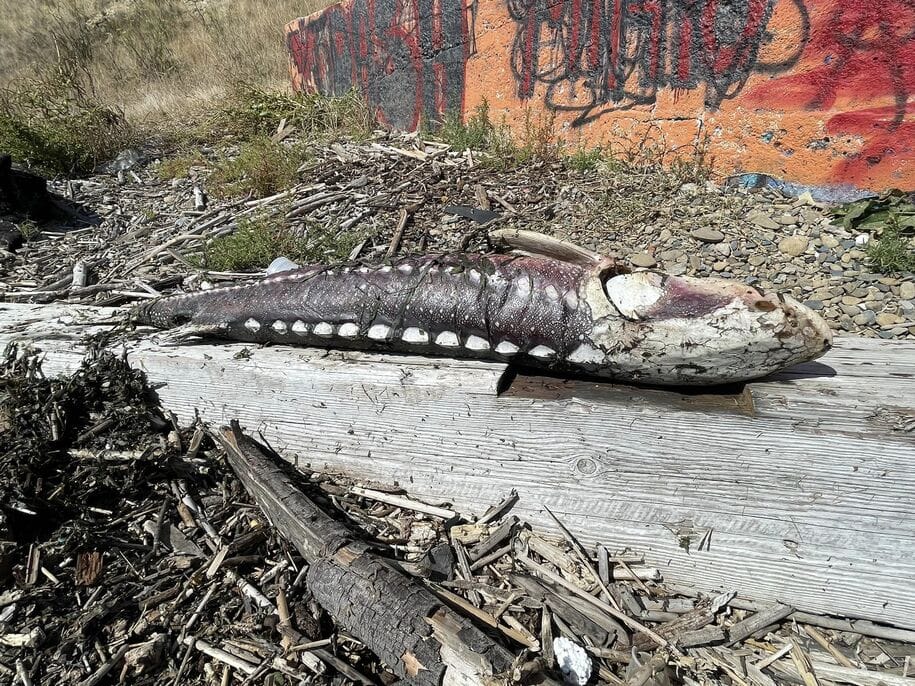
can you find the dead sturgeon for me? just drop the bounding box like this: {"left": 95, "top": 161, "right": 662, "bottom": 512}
{"left": 133, "top": 230, "right": 832, "bottom": 385}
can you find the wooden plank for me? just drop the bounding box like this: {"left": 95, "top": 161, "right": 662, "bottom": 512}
{"left": 2, "top": 302, "right": 914, "bottom": 629}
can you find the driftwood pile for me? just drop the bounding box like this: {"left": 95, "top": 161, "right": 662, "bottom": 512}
{"left": 1, "top": 346, "right": 914, "bottom": 685}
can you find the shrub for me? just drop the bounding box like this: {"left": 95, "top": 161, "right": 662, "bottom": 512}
{"left": 0, "top": 77, "right": 132, "bottom": 175}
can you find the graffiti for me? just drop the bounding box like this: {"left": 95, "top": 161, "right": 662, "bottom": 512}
{"left": 746, "top": 1, "right": 915, "bottom": 183}
{"left": 508, "top": 0, "right": 807, "bottom": 124}
{"left": 286, "top": 0, "right": 471, "bottom": 130}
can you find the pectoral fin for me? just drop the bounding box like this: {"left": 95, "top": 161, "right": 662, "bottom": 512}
{"left": 489, "top": 228, "right": 620, "bottom": 272}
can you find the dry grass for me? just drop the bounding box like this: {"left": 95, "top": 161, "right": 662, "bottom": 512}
{"left": 0, "top": 0, "right": 328, "bottom": 123}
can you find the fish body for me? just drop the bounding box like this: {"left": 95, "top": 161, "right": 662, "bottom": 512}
{"left": 133, "top": 230, "right": 832, "bottom": 385}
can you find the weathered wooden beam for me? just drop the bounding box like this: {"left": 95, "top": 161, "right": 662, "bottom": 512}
{"left": 214, "top": 422, "right": 515, "bottom": 684}
{"left": 2, "top": 302, "right": 914, "bottom": 630}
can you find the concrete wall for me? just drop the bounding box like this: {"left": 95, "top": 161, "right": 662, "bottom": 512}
{"left": 285, "top": 0, "right": 915, "bottom": 191}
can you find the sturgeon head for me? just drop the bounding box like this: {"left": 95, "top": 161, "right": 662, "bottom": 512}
{"left": 578, "top": 269, "right": 833, "bottom": 385}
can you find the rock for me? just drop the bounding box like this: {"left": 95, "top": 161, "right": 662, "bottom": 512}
{"left": 803, "top": 299, "right": 824, "bottom": 311}
{"left": 659, "top": 249, "right": 685, "bottom": 261}
{"left": 0, "top": 220, "right": 23, "bottom": 252}
{"left": 820, "top": 234, "right": 840, "bottom": 249}
{"left": 713, "top": 260, "right": 728, "bottom": 271}
{"left": 748, "top": 212, "right": 781, "bottom": 230}
{"left": 900, "top": 281, "right": 915, "bottom": 300}
{"left": 630, "top": 252, "right": 657, "bottom": 268}
{"left": 900, "top": 300, "right": 915, "bottom": 315}
{"left": 778, "top": 235, "right": 809, "bottom": 257}
{"left": 748, "top": 254, "right": 767, "bottom": 267}
{"left": 0, "top": 154, "right": 61, "bottom": 221}
{"left": 876, "top": 313, "right": 902, "bottom": 327}
{"left": 855, "top": 233, "right": 870, "bottom": 247}
{"left": 775, "top": 213, "right": 797, "bottom": 226}
{"left": 713, "top": 242, "right": 731, "bottom": 257}
{"left": 98, "top": 148, "right": 144, "bottom": 174}
{"left": 841, "top": 295, "right": 861, "bottom": 306}
{"left": 690, "top": 227, "right": 724, "bottom": 243}
{"left": 854, "top": 311, "right": 876, "bottom": 326}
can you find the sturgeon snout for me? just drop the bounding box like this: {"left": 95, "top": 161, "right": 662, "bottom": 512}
{"left": 599, "top": 271, "right": 832, "bottom": 384}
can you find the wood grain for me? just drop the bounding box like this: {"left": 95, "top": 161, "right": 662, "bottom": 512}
{"left": 3, "top": 302, "right": 913, "bottom": 629}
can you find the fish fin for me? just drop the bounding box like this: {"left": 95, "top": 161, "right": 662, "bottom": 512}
{"left": 151, "top": 323, "right": 228, "bottom": 346}
{"left": 489, "top": 229, "right": 619, "bottom": 270}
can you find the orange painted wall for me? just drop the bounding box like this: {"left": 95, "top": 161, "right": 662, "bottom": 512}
{"left": 286, "top": 0, "right": 915, "bottom": 191}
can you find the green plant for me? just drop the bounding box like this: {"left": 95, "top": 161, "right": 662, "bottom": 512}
{"left": 866, "top": 221, "right": 915, "bottom": 273}
{"left": 197, "top": 214, "right": 369, "bottom": 271}
{"left": 155, "top": 152, "right": 209, "bottom": 181}
{"left": 831, "top": 191, "right": 915, "bottom": 234}
{"left": 830, "top": 191, "right": 915, "bottom": 274}
{"left": 0, "top": 76, "right": 132, "bottom": 175}
{"left": 565, "top": 146, "right": 604, "bottom": 172}
{"left": 514, "top": 108, "right": 562, "bottom": 163}
{"left": 209, "top": 136, "right": 305, "bottom": 198}
{"left": 208, "top": 85, "right": 374, "bottom": 142}
{"left": 18, "top": 221, "right": 40, "bottom": 240}
{"left": 436, "top": 102, "right": 495, "bottom": 151}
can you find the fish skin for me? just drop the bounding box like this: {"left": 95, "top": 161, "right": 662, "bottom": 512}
{"left": 133, "top": 245, "right": 832, "bottom": 386}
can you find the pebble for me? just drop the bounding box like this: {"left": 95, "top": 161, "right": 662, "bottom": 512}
{"left": 690, "top": 227, "right": 725, "bottom": 243}
{"left": 854, "top": 311, "right": 876, "bottom": 326}
{"left": 876, "top": 313, "right": 902, "bottom": 327}
{"left": 778, "top": 236, "right": 809, "bottom": 257}
{"left": 804, "top": 300, "right": 824, "bottom": 310}
{"left": 820, "top": 234, "right": 840, "bottom": 249}
{"left": 749, "top": 212, "right": 781, "bottom": 230}
{"left": 900, "top": 281, "right": 915, "bottom": 300}
{"left": 630, "top": 252, "right": 657, "bottom": 268}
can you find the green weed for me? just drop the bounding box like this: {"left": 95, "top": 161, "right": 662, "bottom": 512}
{"left": 208, "top": 85, "right": 374, "bottom": 142}
{"left": 866, "top": 222, "right": 915, "bottom": 273}
{"left": 197, "top": 215, "right": 368, "bottom": 271}
{"left": 0, "top": 77, "right": 132, "bottom": 175}
{"left": 565, "top": 146, "right": 604, "bottom": 172}
{"left": 208, "top": 137, "right": 306, "bottom": 198}
{"left": 155, "top": 152, "right": 209, "bottom": 181}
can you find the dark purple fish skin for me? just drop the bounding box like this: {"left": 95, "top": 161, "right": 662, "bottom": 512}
{"left": 133, "top": 253, "right": 594, "bottom": 361}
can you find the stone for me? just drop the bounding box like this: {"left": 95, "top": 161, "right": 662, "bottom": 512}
{"left": 0, "top": 220, "right": 23, "bottom": 252}
{"left": 775, "top": 213, "right": 797, "bottom": 226}
{"left": 778, "top": 235, "right": 809, "bottom": 257}
{"left": 899, "top": 300, "right": 915, "bottom": 315}
{"left": 688, "top": 255, "right": 701, "bottom": 270}
{"left": 748, "top": 255, "right": 767, "bottom": 267}
{"left": 690, "top": 227, "right": 725, "bottom": 243}
{"left": 713, "top": 242, "right": 731, "bottom": 257}
{"left": 803, "top": 300, "right": 824, "bottom": 311}
{"left": 630, "top": 252, "right": 657, "bottom": 268}
{"left": 748, "top": 212, "right": 781, "bottom": 230}
{"left": 841, "top": 295, "right": 861, "bottom": 306}
{"left": 713, "top": 261, "right": 728, "bottom": 271}
{"left": 876, "top": 313, "right": 902, "bottom": 327}
{"left": 659, "top": 249, "right": 685, "bottom": 261}
{"left": 820, "top": 234, "right": 840, "bottom": 249}
{"left": 900, "top": 281, "right": 915, "bottom": 300}
{"left": 854, "top": 311, "right": 876, "bottom": 326}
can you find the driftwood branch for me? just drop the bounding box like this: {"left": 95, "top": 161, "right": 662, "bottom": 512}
{"left": 215, "top": 422, "right": 516, "bottom": 685}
